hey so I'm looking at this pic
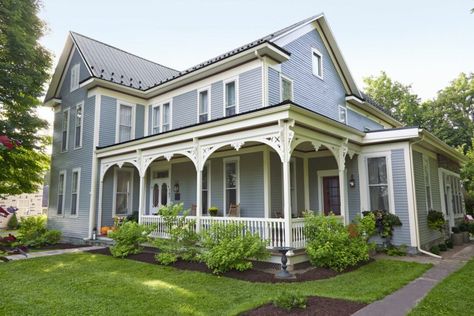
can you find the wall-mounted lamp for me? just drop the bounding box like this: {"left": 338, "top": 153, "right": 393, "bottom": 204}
{"left": 349, "top": 174, "right": 356, "bottom": 188}
{"left": 173, "top": 183, "right": 180, "bottom": 193}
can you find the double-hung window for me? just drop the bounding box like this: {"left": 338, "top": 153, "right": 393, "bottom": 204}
{"left": 74, "top": 102, "right": 83, "bottom": 148}
{"left": 71, "top": 168, "right": 80, "bottom": 216}
{"left": 198, "top": 89, "right": 210, "bottom": 123}
{"left": 61, "top": 109, "right": 69, "bottom": 152}
{"left": 423, "top": 157, "right": 432, "bottom": 211}
{"left": 224, "top": 79, "right": 237, "bottom": 116}
{"left": 152, "top": 106, "right": 161, "bottom": 134}
{"left": 57, "top": 171, "right": 66, "bottom": 215}
{"left": 162, "top": 103, "right": 170, "bottom": 132}
{"left": 114, "top": 168, "right": 133, "bottom": 216}
{"left": 312, "top": 48, "right": 323, "bottom": 79}
{"left": 281, "top": 75, "right": 293, "bottom": 101}
{"left": 224, "top": 158, "right": 239, "bottom": 215}
{"left": 152, "top": 101, "right": 172, "bottom": 134}
{"left": 367, "top": 157, "right": 390, "bottom": 211}
{"left": 117, "top": 103, "right": 134, "bottom": 142}
{"left": 70, "top": 64, "right": 80, "bottom": 91}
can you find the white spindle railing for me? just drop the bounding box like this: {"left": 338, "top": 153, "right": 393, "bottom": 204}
{"left": 140, "top": 215, "right": 307, "bottom": 249}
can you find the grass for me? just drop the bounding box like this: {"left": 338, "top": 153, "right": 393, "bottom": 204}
{"left": 409, "top": 258, "right": 474, "bottom": 315}
{"left": 0, "top": 253, "right": 430, "bottom": 316}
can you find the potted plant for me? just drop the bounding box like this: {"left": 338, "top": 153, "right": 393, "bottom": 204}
{"left": 459, "top": 221, "right": 470, "bottom": 243}
{"left": 208, "top": 206, "right": 218, "bottom": 217}
{"left": 451, "top": 226, "right": 463, "bottom": 246}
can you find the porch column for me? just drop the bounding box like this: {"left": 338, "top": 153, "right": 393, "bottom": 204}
{"left": 303, "top": 157, "right": 310, "bottom": 211}
{"left": 263, "top": 148, "right": 271, "bottom": 218}
{"left": 138, "top": 173, "right": 145, "bottom": 224}
{"left": 338, "top": 168, "right": 347, "bottom": 225}
{"left": 195, "top": 167, "right": 202, "bottom": 232}
{"left": 96, "top": 179, "right": 104, "bottom": 232}
{"left": 282, "top": 159, "right": 292, "bottom": 247}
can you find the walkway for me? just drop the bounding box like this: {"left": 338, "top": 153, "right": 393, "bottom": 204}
{"left": 353, "top": 244, "right": 474, "bottom": 316}
{"left": 5, "top": 245, "right": 105, "bottom": 261}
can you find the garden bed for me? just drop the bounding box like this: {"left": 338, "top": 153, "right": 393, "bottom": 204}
{"left": 87, "top": 247, "right": 372, "bottom": 283}
{"left": 242, "top": 296, "right": 367, "bottom": 316}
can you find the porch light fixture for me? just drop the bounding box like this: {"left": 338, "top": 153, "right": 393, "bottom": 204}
{"left": 349, "top": 174, "right": 356, "bottom": 188}
{"left": 174, "top": 183, "right": 180, "bottom": 193}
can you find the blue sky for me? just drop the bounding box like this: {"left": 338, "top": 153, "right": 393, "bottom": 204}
{"left": 39, "top": 0, "right": 473, "bottom": 102}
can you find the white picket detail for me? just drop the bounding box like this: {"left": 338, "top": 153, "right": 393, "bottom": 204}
{"left": 291, "top": 218, "right": 306, "bottom": 249}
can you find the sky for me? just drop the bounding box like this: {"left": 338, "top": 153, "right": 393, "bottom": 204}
{"left": 37, "top": 0, "right": 474, "bottom": 123}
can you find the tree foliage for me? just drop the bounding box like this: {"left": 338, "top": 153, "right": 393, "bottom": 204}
{"left": 0, "top": 0, "right": 52, "bottom": 195}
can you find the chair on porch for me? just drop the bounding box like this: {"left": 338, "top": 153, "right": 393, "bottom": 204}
{"left": 228, "top": 203, "right": 240, "bottom": 217}
{"left": 190, "top": 204, "right": 196, "bottom": 216}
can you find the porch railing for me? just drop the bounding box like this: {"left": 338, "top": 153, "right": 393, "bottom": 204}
{"left": 140, "top": 215, "right": 306, "bottom": 249}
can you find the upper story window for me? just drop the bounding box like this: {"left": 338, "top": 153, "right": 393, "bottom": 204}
{"left": 198, "top": 88, "right": 210, "bottom": 123}
{"left": 224, "top": 78, "right": 238, "bottom": 117}
{"left": 339, "top": 106, "right": 347, "bottom": 124}
{"left": 117, "top": 102, "right": 135, "bottom": 143}
{"left": 281, "top": 75, "right": 293, "bottom": 101}
{"left": 74, "top": 102, "right": 83, "bottom": 148}
{"left": 61, "top": 109, "right": 69, "bottom": 152}
{"left": 70, "top": 64, "right": 80, "bottom": 92}
{"left": 367, "top": 156, "right": 390, "bottom": 212}
{"left": 311, "top": 48, "right": 323, "bottom": 79}
{"left": 423, "top": 156, "right": 432, "bottom": 211}
{"left": 152, "top": 101, "right": 172, "bottom": 134}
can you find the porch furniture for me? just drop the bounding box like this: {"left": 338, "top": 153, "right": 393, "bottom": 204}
{"left": 228, "top": 203, "right": 240, "bottom": 217}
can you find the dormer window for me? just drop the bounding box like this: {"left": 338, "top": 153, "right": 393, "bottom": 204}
{"left": 70, "top": 64, "right": 80, "bottom": 91}
{"left": 311, "top": 48, "right": 323, "bottom": 79}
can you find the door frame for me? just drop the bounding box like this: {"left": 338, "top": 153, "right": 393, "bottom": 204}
{"left": 149, "top": 165, "right": 171, "bottom": 214}
{"left": 317, "top": 169, "right": 338, "bottom": 214}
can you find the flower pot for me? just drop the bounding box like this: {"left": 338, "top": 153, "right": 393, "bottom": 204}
{"left": 100, "top": 226, "right": 109, "bottom": 235}
{"left": 463, "top": 231, "right": 470, "bottom": 243}
{"left": 452, "top": 233, "right": 464, "bottom": 246}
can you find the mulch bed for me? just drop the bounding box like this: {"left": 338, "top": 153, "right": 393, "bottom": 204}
{"left": 87, "top": 247, "right": 371, "bottom": 283}
{"left": 241, "top": 296, "right": 367, "bottom": 316}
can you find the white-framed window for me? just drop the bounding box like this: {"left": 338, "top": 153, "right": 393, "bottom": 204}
{"left": 367, "top": 156, "right": 390, "bottom": 212}
{"left": 311, "top": 48, "right": 323, "bottom": 79}
{"left": 116, "top": 101, "right": 135, "bottom": 143}
{"left": 423, "top": 156, "right": 433, "bottom": 211}
{"left": 339, "top": 106, "right": 347, "bottom": 124}
{"left": 70, "top": 63, "right": 80, "bottom": 92}
{"left": 57, "top": 170, "right": 66, "bottom": 215}
{"left": 152, "top": 101, "right": 172, "bottom": 134}
{"left": 61, "top": 109, "right": 69, "bottom": 152}
{"left": 113, "top": 167, "right": 134, "bottom": 216}
{"left": 202, "top": 162, "right": 211, "bottom": 214}
{"left": 223, "top": 157, "right": 239, "bottom": 215}
{"left": 71, "top": 168, "right": 81, "bottom": 216}
{"left": 281, "top": 75, "right": 293, "bottom": 102}
{"left": 198, "top": 87, "right": 210, "bottom": 123}
{"left": 224, "top": 77, "right": 238, "bottom": 117}
{"left": 74, "top": 102, "right": 84, "bottom": 148}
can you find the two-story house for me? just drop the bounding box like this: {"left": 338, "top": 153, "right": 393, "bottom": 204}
{"left": 44, "top": 13, "right": 466, "bottom": 260}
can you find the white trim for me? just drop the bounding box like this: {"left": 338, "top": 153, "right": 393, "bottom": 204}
{"left": 70, "top": 63, "right": 80, "bottom": 92}
{"left": 338, "top": 105, "right": 347, "bottom": 125}
{"left": 112, "top": 167, "right": 134, "bottom": 217}
{"left": 151, "top": 99, "right": 173, "bottom": 135}
{"left": 148, "top": 165, "right": 170, "bottom": 213}
{"left": 223, "top": 76, "right": 239, "bottom": 117}
{"left": 61, "top": 108, "right": 70, "bottom": 152}
{"left": 303, "top": 157, "right": 310, "bottom": 210}
{"left": 223, "top": 156, "right": 240, "bottom": 216}
{"left": 57, "top": 170, "right": 67, "bottom": 216}
{"left": 273, "top": 18, "right": 321, "bottom": 46}
{"left": 115, "top": 100, "right": 136, "bottom": 143}
{"left": 74, "top": 101, "right": 84, "bottom": 149}
{"left": 144, "top": 104, "right": 149, "bottom": 137}
{"left": 263, "top": 148, "right": 270, "bottom": 218}
{"left": 280, "top": 74, "right": 294, "bottom": 102}
{"left": 197, "top": 86, "right": 211, "bottom": 123}
{"left": 70, "top": 167, "right": 81, "bottom": 217}
{"left": 404, "top": 143, "right": 418, "bottom": 247}
{"left": 311, "top": 47, "right": 324, "bottom": 79}
{"left": 290, "top": 158, "right": 297, "bottom": 215}
{"left": 317, "top": 169, "right": 338, "bottom": 213}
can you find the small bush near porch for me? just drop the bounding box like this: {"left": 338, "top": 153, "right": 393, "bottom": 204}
{"left": 0, "top": 253, "right": 430, "bottom": 315}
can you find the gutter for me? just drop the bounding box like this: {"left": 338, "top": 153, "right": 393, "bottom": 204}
{"left": 408, "top": 134, "right": 442, "bottom": 259}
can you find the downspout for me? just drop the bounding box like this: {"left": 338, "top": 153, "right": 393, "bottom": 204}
{"left": 409, "top": 133, "right": 442, "bottom": 258}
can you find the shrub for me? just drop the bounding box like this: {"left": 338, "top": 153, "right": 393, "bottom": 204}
{"left": 126, "top": 211, "right": 139, "bottom": 223}
{"left": 386, "top": 244, "right": 407, "bottom": 256}
{"left": 427, "top": 210, "right": 445, "bottom": 231}
{"left": 430, "top": 245, "right": 440, "bottom": 255}
{"left": 459, "top": 221, "right": 470, "bottom": 233}
{"left": 154, "top": 203, "right": 201, "bottom": 265}
{"left": 109, "top": 221, "right": 153, "bottom": 258}
{"left": 446, "top": 239, "right": 454, "bottom": 249}
{"left": 7, "top": 213, "right": 18, "bottom": 230}
{"left": 273, "top": 291, "right": 307, "bottom": 311}
{"left": 353, "top": 213, "right": 376, "bottom": 241}
{"left": 452, "top": 226, "right": 461, "bottom": 234}
{"left": 208, "top": 206, "right": 218, "bottom": 216}
{"left": 17, "top": 216, "right": 61, "bottom": 247}
{"left": 469, "top": 222, "right": 474, "bottom": 235}
{"left": 304, "top": 213, "right": 373, "bottom": 272}
{"left": 363, "top": 210, "right": 402, "bottom": 241}
{"left": 200, "top": 223, "right": 269, "bottom": 274}
{"left": 438, "top": 243, "right": 448, "bottom": 252}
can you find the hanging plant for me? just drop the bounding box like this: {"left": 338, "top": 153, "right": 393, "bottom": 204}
{"left": 427, "top": 210, "right": 445, "bottom": 232}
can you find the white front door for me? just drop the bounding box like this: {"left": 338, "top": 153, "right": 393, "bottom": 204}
{"left": 149, "top": 169, "right": 170, "bottom": 214}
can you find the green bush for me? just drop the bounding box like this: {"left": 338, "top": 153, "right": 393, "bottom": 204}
{"left": 469, "top": 222, "right": 474, "bottom": 235}
{"left": 109, "top": 221, "right": 153, "bottom": 258}
{"left": 17, "top": 215, "right": 61, "bottom": 247}
{"left": 208, "top": 206, "right": 218, "bottom": 216}
{"left": 363, "top": 210, "right": 402, "bottom": 240}
{"left": 459, "top": 221, "right": 470, "bottom": 233}
{"left": 386, "top": 244, "right": 408, "bottom": 256}
{"left": 273, "top": 291, "right": 307, "bottom": 311}
{"left": 438, "top": 243, "right": 448, "bottom": 252}
{"left": 7, "top": 213, "right": 18, "bottom": 230}
{"left": 304, "top": 213, "right": 373, "bottom": 272}
{"left": 200, "top": 223, "right": 269, "bottom": 274}
{"left": 427, "top": 210, "right": 445, "bottom": 231}
{"left": 430, "top": 245, "right": 440, "bottom": 255}
{"left": 154, "top": 203, "right": 200, "bottom": 265}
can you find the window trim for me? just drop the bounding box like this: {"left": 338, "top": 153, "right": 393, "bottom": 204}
{"left": 70, "top": 63, "right": 80, "bottom": 92}
{"left": 223, "top": 156, "right": 240, "bottom": 216}
{"left": 151, "top": 100, "right": 173, "bottom": 134}
{"left": 61, "top": 108, "right": 70, "bottom": 153}
{"left": 112, "top": 167, "right": 134, "bottom": 217}
{"left": 57, "top": 170, "right": 67, "bottom": 216}
{"left": 74, "top": 101, "right": 84, "bottom": 149}
{"left": 338, "top": 105, "right": 347, "bottom": 124}
{"left": 201, "top": 161, "right": 211, "bottom": 214}
{"left": 115, "top": 101, "right": 136, "bottom": 143}
{"left": 197, "top": 86, "right": 211, "bottom": 123}
{"left": 422, "top": 155, "right": 433, "bottom": 211}
{"left": 280, "top": 74, "right": 294, "bottom": 102}
{"left": 70, "top": 167, "right": 81, "bottom": 217}
{"left": 223, "top": 77, "right": 239, "bottom": 117}
{"left": 311, "top": 48, "right": 324, "bottom": 79}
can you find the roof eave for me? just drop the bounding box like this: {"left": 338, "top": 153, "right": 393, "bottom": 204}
{"left": 345, "top": 95, "right": 403, "bottom": 127}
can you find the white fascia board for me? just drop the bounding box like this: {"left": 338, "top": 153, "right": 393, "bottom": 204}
{"left": 362, "top": 128, "right": 420, "bottom": 144}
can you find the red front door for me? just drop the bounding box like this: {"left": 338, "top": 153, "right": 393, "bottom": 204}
{"left": 323, "top": 176, "right": 340, "bottom": 215}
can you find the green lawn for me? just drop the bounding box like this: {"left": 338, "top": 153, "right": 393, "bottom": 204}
{"left": 410, "top": 258, "right": 474, "bottom": 315}
{"left": 0, "top": 253, "right": 430, "bottom": 316}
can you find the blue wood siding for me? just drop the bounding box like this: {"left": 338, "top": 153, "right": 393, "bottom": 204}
{"left": 210, "top": 81, "right": 223, "bottom": 120}
{"left": 171, "top": 161, "right": 197, "bottom": 210}
{"left": 99, "top": 96, "right": 116, "bottom": 147}
{"left": 173, "top": 90, "right": 197, "bottom": 129}
{"left": 239, "top": 152, "right": 264, "bottom": 217}
{"left": 268, "top": 67, "right": 281, "bottom": 105}
{"left": 135, "top": 104, "right": 145, "bottom": 138}
{"left": 239, "top": 67, "right": 262, "bottom": 112}
{"left": 347, "top": 109, "right": 383, "bottom": 131}
{"left": 346, "top": 156, "right": 360, "bottom": 222}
